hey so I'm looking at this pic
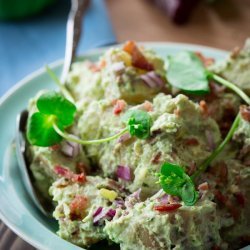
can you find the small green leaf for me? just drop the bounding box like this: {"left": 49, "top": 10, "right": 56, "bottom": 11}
{"left": 27, "top": 112, "right": 62, "bottom": 146}
{"left": 158, "top": 162, "right": 198, "bottom": 206}
{"left": 124, "top": 110, "right": 152, "bottom": 139}
{"left": 37, "top": 91, "right": 76, "bottom": 127}
{"left": 167, "top": 51, "right": 209, "bottom": 94}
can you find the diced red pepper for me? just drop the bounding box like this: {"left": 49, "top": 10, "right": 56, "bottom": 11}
{"left": 70, "top": 195, "right": 88, "bottom": 220}
{"left": 154, "top": 203, "right": 182, "bottom": 212}
{"left": 123, "top": 41, "right": 154, "bottom": 71}
{"left": 113, "top": 99, "right": 127, "bottom": 115}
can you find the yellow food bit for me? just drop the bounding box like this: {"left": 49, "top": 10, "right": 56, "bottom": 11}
{"left": 99, "top": 188, "right": 118, "bottom": 202}
{"left": 114, "top": 51, "right": 132, "bottom": 67}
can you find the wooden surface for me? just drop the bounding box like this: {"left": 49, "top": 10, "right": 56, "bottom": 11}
{"left": 106, "top": 0, "right": 250, "bottom": 50}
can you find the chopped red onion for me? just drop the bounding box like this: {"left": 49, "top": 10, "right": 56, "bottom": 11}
{"left": 131, "top": 188, "right": 141, "bottom": 200}
{"left": 205, "top": 130, "right": 215, "bottom": 151}
{"left": 114, "top": 199, "right": 125, "bottom": 208}
{"left": 118, "top": 133, "right": 131, "bottom": 143}
{"left": 61, "top": 137, "right": 80, "bottom": 158}
{"left": 93, "top": 207, "right": 103, "bottom": 217}
{"left": 106, "top": 209, "right": 116, "bottom": 218}
{"left": 160, "top": 194, "right": 169, "bottom": 204}
{"left": 93, "top": 207, "right": 116, "bottom": 226}
{"left": 111, "top": 62, "right": 125, "bottom": 73}
{"left": 125, "top": 188, "right": 141, "bottom": 208}
{"left": 116, "top": 165, "right": 131, "bottom": 181}
{"left": 140, "top": 71, "right": 165, "bottom": 88}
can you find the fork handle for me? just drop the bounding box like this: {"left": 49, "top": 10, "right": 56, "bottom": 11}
{"left": 61, "top": 0, "right": 90, "bottom": 84}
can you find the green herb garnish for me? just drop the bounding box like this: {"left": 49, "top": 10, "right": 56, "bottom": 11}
{"left": 27, "top": 91, "right": 76, "bottom": 146}
{"left": 158, "top": 162, "right": 198, "bottom": 206}
{"left": 45, "top": 65, "right": 74, "bottom": 103}
{"left": 123, "top": 110, "right": 152, "bottom": 139}
{"left": 167, "top": 51, "right": 250, "bottom": 104}
{"left": 167, "top": 51, "right": 209, "bottom": 94}
{"left": 27, "top": 92, "right": 152, "bottom": 147}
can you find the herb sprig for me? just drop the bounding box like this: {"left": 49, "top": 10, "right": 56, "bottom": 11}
{"left": 27, "top": 92, "right": 152, "bottom": 147}
{"left": 167, "top": 51, "right": 250, "bottom": 104}
{"left": 158, "top": 162, "right": 198, "bottom": 206}
{"left": 159, "top": 52, "right": 250, "bottom": 206}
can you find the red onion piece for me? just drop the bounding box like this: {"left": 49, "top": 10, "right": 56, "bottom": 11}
{"left": 160, "top": 194, "right": 169, "bottom": 205}
{"left": 61, "top": 137, "right": 80, "bottom": 158}
{"left": 118, "top": 133, "right": 131, "bottom": 143}
{"left": 140, "top": 71, "right": 165, "bottom": 88}
{"left": 93, "top": 207, "right": 103, "bottom": 217}
{"left": 116, "top": 165, "right": 131, "bottom": 181}
{"left": 93, "top": 207, "right": 116, "bottom": 226}
{"left": 125, "top": 188, "right": 141, "bottom": 208}
{"left": 114, "top": 199, "right": 125, "bottom": 208}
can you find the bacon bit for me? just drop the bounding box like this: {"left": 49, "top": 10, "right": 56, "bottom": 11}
{"left": 230, "top": 47, "right": 241, "bottom": 59}
{"left": 154, "top": 203, "right": 182, "bottom": 212}
{"left": 184, "top": 138, "right": 199, "bottom": 146}
{"left": 50, "top": 144, "right": 60, "bottom": 151}
{"left": 174, "top": 108, "right": 180, "bottom": 117}
{"left": 76, "top": 162, "right": 87, "bottom": 174}
{"left": 195, "top": 52, "right": 215, "bottom": 67}
{"left": 99, "top": 59, "right": 106, "bottom": 69}
{"left": 240, "top": 105, "right": 250, "bottom": 122}
{"left": 218, "top": 162, "right": 228, "bottom": 183}
{"left": 187, "top": 162, "right": 197, "bottom": 175}
{"left": 89, "top": 63, "right": 101, "bottom": 72}
{"left": 151, "top": 152, "right": 162, "bottom": 164}
{"left": 214, "top": 190, "right": 228, "bottom": 204}
{"left": 198, "top": 182, "right": 209, "bottom": 191}
{"left": 199, "top": 100, "right": 209, "bottom": 116}
{"left": 70, "top": 195, "right": 88, "bottom": 220}
{"left": 113, "top": 99, "right": 127, "bottom": 115}
{"left": 143, "top": 101, "right": 153, "bottom": 112}
{"left": 54, "top": 165, "right": 86, "bottom": 183}
{"left": 123, "top": 41, "right": 154, "bottom": 71}
{"left": 234, "top": 192, "right": 245, "bottom": 207}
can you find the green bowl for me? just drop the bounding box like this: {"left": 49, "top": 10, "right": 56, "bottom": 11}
{"left": 0, "top": 43, "right": 235, "bottom": 250}
{"left": 0, "top": 0, "right": 56, "bottom": 20}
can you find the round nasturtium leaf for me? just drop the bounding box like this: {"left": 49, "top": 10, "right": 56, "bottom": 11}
{"left": 124, "top": 110, "right": 152, "bottom": 139}
{"left": 37, "top": 91, "right": 76, "bottom": 127}
{"left": 27, "top": 112, "right": 62, "bottom": 147}
{"left": 181, "top": 181, "right": 198, "bottom": 206}
{"left": 159, "top": 162, "right": 198, "bottom": 206}
{"left": 167, "top": 51, "right": 210, "bottom": 95}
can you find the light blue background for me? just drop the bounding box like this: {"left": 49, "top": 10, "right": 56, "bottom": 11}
{"left": 0, "top": 0, "right": 116, "bottom": 96}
